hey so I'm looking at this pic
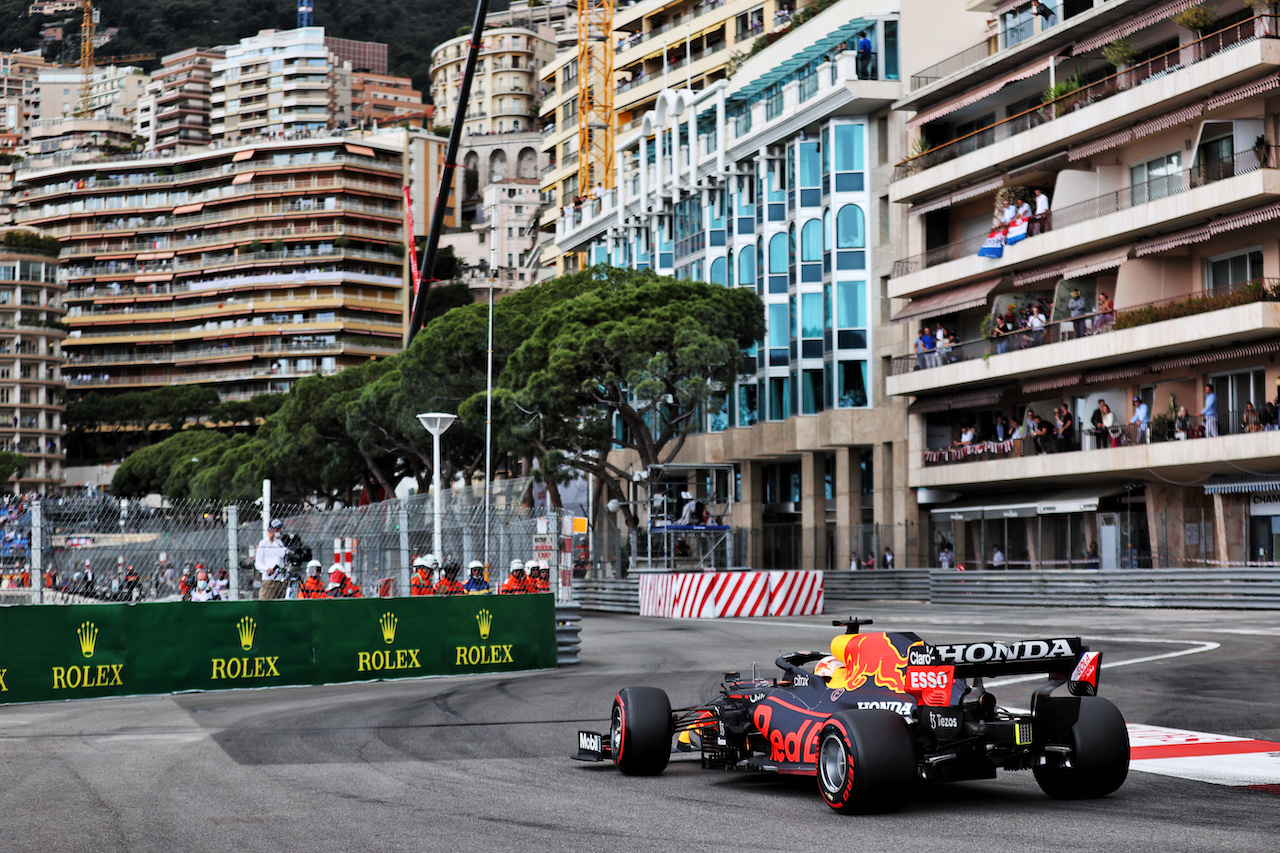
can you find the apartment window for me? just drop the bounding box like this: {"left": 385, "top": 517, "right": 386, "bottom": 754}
{"left": 1130, "top": 152, "right": 1182, "bottom": 204}
{"left": 876, "top": 116, "right": 888, "bottom": 165}
{"left": 1206, "top": 248, "right": 1263, "bottom": 290}
{"left": 878, "top": 196, "right": 890, "bottom": 245}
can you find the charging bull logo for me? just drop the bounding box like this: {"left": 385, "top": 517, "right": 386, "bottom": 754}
{"left": 828, "top": 633, "right": 917, "bottom": 694}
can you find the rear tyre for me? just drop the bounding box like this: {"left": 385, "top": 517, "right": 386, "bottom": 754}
{"left": 1034, "top": 696, "right": 1129, "bottom": 799}
{"left": 816, "top": 710, "right": 917, "bottom": 814}
{"left": 611, "top": 686, "right": 672, "bottom": 776}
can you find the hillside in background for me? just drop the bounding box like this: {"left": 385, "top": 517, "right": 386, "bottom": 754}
{"left": 0, "top": 0, "right": 510, "bottom": 95}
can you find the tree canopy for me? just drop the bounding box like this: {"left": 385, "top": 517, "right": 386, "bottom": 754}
{"left": 110, "top": 268, "right": 765, "bottom": 509}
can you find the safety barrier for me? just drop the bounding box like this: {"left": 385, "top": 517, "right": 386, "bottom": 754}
{"left": 555, "top": 602, "right": 582, "bottom": 665}
{"left": 824, "top": 570, "right": 932, "bottom": 601}
{"left": 575, "top": 578, "right": 642, "bottom": 613}
{"left": 0, "top": 593, "right": 557, "bottom": 705}
{"left": 638, "top": 571, "right": 824, "bottom": 619}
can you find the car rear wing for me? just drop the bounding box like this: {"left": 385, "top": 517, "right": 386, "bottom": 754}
{"left": 910, "top": 637, "right": 1102, "bottom": 696}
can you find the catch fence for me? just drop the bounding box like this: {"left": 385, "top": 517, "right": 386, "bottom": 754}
{"left": 12, "top": 478, "right": 581, "bottom": 603}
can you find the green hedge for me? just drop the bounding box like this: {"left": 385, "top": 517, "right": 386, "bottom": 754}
{"left": 1, "top": 230, "right": 61, "bottom": 258}
{"left": 1114, "top": 280, "right": 1280, "bottom": 330}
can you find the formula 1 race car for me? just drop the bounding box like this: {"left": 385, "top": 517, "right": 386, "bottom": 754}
{"left": 574, "top": 619, "right": 1128, "bottom": 814}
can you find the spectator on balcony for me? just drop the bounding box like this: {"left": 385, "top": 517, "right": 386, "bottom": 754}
{"left": 915, "top": 326, "right": 936, "bottom": 369}
{"left": 1174, "top": 406, "right": 1193, "bottom": 440}
{"left": 1264, "top": 400, "right": 1278, "bottom": 431}
{"left": 1031, "top": 189, "right": 1052, "bottom": 235}
{"left": 1031, "top": 1, "right": 1056, "bottom": 27}
{"left": 1027, "top": 305, "right": 1047, "bottom": 345}
{"left": 1030, "top": 412, "right": 1051, "bottom": 454}
{"left": 1093, "top": 293, "right": 1114, "bottom": 333}
{"left": 1090, "top": 401, "right": 1106, "bottom": 449}
{"left": 856, "top": 31, "right": 873, "bottom": 79}
{"left": 1242, "top": 402, "right": 1263, "bottom": 433}
{"left": 955, "top": 424, "right": 976, "bottom": 447}
{"left": 1099, "top": 400, "right": 1119, "bottom": 447}
{"left": 1055, "top": 405, "right": 1075, "bottom": 452}
{"left": 1068, "top": 289, "right": 1088, "bottom": 338}
{"left": 992, "top": 315, "right": 1011, "bottom": 354}
{"left": 1201, "top": 384, "right": 1219, "bottom": 437}
{"left": 1130, "top": 396, "right": 1150, "bottom": 442}
{"left": 1015, "top": 196, "right": 1032, "bottom": 222}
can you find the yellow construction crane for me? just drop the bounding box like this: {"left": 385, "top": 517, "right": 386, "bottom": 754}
{"left": 76, "top": 0, "right": 153, "bottom": 117}
{"left": 577, "top": 0, "right": 614, "bottom": 267}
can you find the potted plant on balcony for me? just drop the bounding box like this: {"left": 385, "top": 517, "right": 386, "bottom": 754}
{"left": 1102, "top": 37, "right": 1139, "bottom": 88}
{"left": 1040, "top": 69, "right": 1087, "bottom": 119}
{"left": 1174, "top": 5, "right": 1218, "bottom": 59}
{"left": 1246, "top": 0, "right": 1278, "bottom": 36}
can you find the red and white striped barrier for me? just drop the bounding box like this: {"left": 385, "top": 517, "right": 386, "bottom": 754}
{"left": 333, "top": 537, "right": 355, "bottom": 572}
{"left": 639, "top": 571, "right": 823, "bottom": 619}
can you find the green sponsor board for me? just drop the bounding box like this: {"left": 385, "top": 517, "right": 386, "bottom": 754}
{"left": 0, "top": 594, "right": 557, "bottom": 704}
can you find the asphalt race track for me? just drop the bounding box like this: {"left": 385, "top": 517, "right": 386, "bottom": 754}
{"left": 2, "top": 601, "right": 1279, "bottom": 853}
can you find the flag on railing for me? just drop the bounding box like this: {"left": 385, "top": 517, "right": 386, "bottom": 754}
{"left": 978, "top": 228, "right": 1006, "bottom": 258}
{"left": 1005, "top": 216, "right": 1029, "bottom": 245}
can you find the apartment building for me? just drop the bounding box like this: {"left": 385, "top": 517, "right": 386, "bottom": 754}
{"left": 13, "top": 130, "right": 447, "bottom": 402}
{"left": 134, "top": 48, "right": 224, "bottom": 152}
{"left": 429, "top": 25, "right": 558, "bottom": 134}
{"left": 350, "top": 72, "right": 425, "bottom": 127}
{"left": 888, "top": 0, "right": 1280, "bottom": 568}
{"left": 555, "top": 0, "right": 980, "bottom": 568}
{"left": 0, "top": 245, "right": 66, "bottom": 492}
{"left": 210, "top": 28, "right": 354, "bottom": 142}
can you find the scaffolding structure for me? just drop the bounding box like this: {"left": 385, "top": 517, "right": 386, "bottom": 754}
{"left": 644, "top": 463, "right": 735, "bottom": 571}
{"left": 577, "top": 0, "right": 615, "bottom": 203}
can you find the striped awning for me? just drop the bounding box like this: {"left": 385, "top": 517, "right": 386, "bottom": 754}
{"left": 1008, "top": 151, "right": 1069, "bottom": 180}
{"left": 907, "top": 58, "right": 1051, "bottom": 129}
{"left": 891, "top": 277, "right": 1002, "bottom": 324}
{"left": 1061, "top": 245, "right": 1132, "bottom": 279}
{"left": 1074, "top": 0, "right": 1200, "bottom": 55}
{"left": 907, "top": 388, "right": 1004, "bottom": 415}
{"left": 1022, "top": 374, "right": 1082, "bottom": 394}
{"left": 172, "top": 202, "right": 204, "bottom": 215}
{"left": 1131, "top": 103, "right": 1204, "bottom": 137}
{"left": 1013, "top": 261, "right": 1066, "bottom": 287}
{"left": 1136, "top": 224, "right": 1212, "bottom": 256}
{"left": 1206, "top": 72, "right": 1280, "bottom": 112}
{"left": 1205, "top": 474, "right": 1280, "bottom": 495}
{"left": 1069, "top": 128, "right": 1132, "bottom": 162}
{"left": 231, "top": 172, "right": 255, "bottom": 185}
{"left": 1084, "top": 364, "right": 1148, "bottom": 383}
{"left": 1150, "top": 340, "right": 1280, "bottom": 371}
{"left": 1208, "top": 201, "right": 1280, "bottom": 234}
{"left": 908, "top": 176, "right": 1005, "bottom": 217}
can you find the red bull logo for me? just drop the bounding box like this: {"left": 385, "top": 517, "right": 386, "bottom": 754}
{"left": 829, "top": 633, "right": 918, "bottom": 694}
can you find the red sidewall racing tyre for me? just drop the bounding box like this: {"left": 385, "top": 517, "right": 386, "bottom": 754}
{"left": 816, "top": 709, "right": 917, "bottom": 814}
{"left": 611, "top": 686, "right": 672, "bottom": 776}
{"left": 1033, "top": 696, "right": 1130, "bottom": 799}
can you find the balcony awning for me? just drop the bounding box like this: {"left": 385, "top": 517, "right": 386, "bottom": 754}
{"left": 1085, "top": 364, "right": 1148, "bottom": 383}
{"left": 1022, "top": 373, "right": 1081, "bottom": 394}
{"left": 891, "top": 277, "right": 1001, "bottom": 324}
{"left": 1136, "top": 224, "right": 1212, "bottom": 256}
{"left": 172, "top": 202, "right": 204, "bottom": 215}
{"left": 1074, "top": 0, "right": 1200, "bottom": 55}
{"left": 1061, "top": 245, "right": 1133, "bottom": 280}
{"left": 1069, "top": 128, "right": 1132, "bottom": 162}
{"left": 908, "top": 176, "right": 1004, "bottom": 217}
{"left": 907, "top": 57, "right": 1050, "bottom": 129}
{"left": 907, "top": 387, "right": 1004, "bottom": 415}
{"left": 231, "top": 172, "right": 255, "bottom": 185}
{"left": 1150, "top": 340, "right": 1280, "bottom": 371}
{"left": 232, "top": 148, "right": 255, "bottom": 162}
{"left": 1141, "top": 201, "right": 1280, "bottom": 255}
{"left": 134, "top": 273, "right": 173, "bottom": 283}
{"left": 1205, "top": 72, "right": 1280, "bottom": 112}
{"left": 345, "top": 143, "right": 376, "bottom": 157}
{"left": 1205, "top": 474, "right": 1280, "bottom": 495}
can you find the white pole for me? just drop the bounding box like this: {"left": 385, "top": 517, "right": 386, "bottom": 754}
{"left": 485, "top": 270, "right": 494, "bottom": 566}
{"left": 263, "top": 478, "right": 271, "bottom": 538}
{"left": 433, "top": 431, "right": 443, "bottom": 560}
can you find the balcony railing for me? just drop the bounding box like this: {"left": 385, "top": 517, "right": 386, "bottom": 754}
{"left": 924, "top": 409, "right": 1276, "bottom": 467}
{"left": 894, "top": 16, "right": 1277, "bottom": 182}
{"left": 891, "top": 278, "right": 1280, "bottom": 377}
{"left": 892, "top": 147, "right": 1275, "bottom": 277}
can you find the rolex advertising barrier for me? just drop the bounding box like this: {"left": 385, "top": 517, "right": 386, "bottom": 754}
{"left": 0, "top": 594, "right": 557, "bottom": 705}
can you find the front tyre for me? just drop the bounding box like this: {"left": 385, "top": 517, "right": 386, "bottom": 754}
{"left": 611, "top": 686, "right": 672, "bottom": 776}
{"left": 1034, "top": 696, "right": 1129, "bottom": 799}
{"left": 816, "top": 710, "right": 917, "bottom": 814}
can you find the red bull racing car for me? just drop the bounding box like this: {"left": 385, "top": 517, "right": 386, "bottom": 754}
{"left": 574, "top": 619, "right": 1128, "bottom": 814}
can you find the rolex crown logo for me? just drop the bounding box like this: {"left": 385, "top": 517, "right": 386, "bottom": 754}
{"left": 379, "top": 612, "right": 398, "bottom": 645}
{"left": 77, "top": 621, "right": 98, "bottom": 658}
{"left": 236, "top": 616, "right": 256, "bottom": 651}
{"left": 476, "top": 608, "right": 493, "bottom": 640}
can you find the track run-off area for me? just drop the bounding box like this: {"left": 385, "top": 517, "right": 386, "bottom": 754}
{"left": 1, "top": 601, "right": 1277, "bottom": 853}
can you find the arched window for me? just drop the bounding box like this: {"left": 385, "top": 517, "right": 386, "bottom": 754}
{"left": 768, "top": 233, "right": 788, "bottom": 273}
{"left": 836, "top": 204, "right": 866, "bottom": 249}
{"left": 801, "top": 219, "right": 822, "bottom": 262}
{"left": 739, "top": 245, "right": 756, "bottom": 284}
{"left": 710, "top": 257, "right": 727, "bottom": 286}
{"left": 823, "top": 208, "right": 832, "bottom": 252}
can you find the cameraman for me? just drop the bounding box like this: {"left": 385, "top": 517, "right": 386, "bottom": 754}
{"left": 255, "top": 518, "right": 289, "bottom": 600}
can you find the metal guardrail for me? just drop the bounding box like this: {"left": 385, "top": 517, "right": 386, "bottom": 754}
{"left": 571, "top": 568, "right": 1280, "bottom": 612}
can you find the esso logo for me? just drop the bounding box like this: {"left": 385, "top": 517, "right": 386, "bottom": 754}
{"left": 909, "top": 668, "right": 952, "bottom": 690}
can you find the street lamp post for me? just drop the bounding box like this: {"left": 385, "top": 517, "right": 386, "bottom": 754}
{"left": 417, "top": 412, "right": 457, "bottom": 561}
